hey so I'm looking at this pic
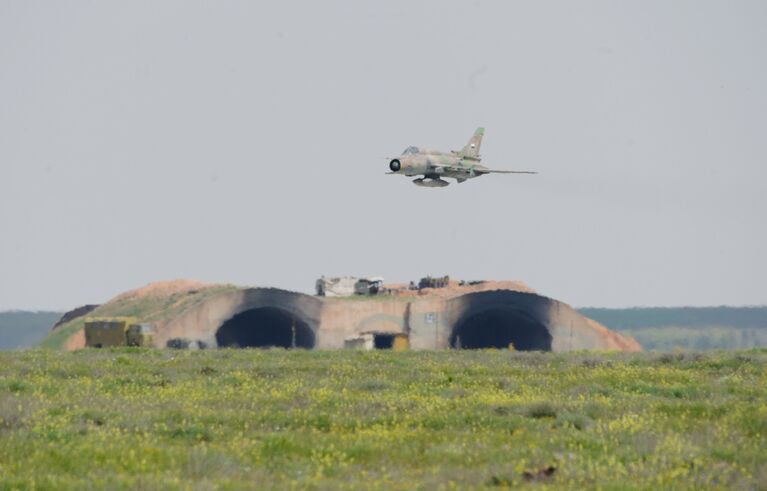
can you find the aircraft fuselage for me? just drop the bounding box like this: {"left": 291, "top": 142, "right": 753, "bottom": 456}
{"left": 389, "top": 152, "right": 488, "bottom": 181}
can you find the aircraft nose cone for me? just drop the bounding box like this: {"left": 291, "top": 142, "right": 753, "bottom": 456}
{"left": 389, "top": 159, "right": 401, "bottom": 172}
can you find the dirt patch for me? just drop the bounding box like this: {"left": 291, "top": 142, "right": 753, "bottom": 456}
{"left": 383, "top": 280, "right": 536, "bottom": 298}
{"left": 63, "top": 328, "right": 86, "bottom": 350}
{"left": 584, "top": 317, "right": 641, "bottom": 351}
{"left": 110, "top": 280, "right": 212, "bottom": 303}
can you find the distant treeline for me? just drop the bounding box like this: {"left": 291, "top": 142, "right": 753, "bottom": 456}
{"left": 579, "top": 306, "right": 767, "bottom": 330}
{"left": 579, "top": 306, "right": 767, "bottom": 351}
{"left": 0, "top": 311, "right": 63, "bottom": 350}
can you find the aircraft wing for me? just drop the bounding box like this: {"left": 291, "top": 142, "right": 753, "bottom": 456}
{"left": 478, "top": 169, "right": 538, "bottom": 174}
{"left": 427, "top": 162, "right": 537, "bottom": 175}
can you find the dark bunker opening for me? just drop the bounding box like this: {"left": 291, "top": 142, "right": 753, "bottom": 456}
{"left": 373, "top": 333, "right": 396, "bottom": 349}
{"left": 215, "top": 307, "right": 315, "bottom": 349}
{"left": 450, "top": 308, "right": 552, "bottom": 351}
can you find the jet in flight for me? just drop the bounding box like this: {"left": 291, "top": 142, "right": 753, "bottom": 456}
{"left": 387, "top": 127, "right": 536, "bottom": 187}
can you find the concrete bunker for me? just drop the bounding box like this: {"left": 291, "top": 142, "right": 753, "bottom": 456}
{"left": 81, "top": 281, "right": 638, "bottom": 352}
{"left": 450, "top": 307, "right": 552, "bottom": 351}
{"left": 215, "top": 307, "right": 315, "bottom": 349}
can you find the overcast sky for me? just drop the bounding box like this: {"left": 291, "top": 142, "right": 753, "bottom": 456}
{"left": 1, "top": 1, "right": 765, "bottom": 310}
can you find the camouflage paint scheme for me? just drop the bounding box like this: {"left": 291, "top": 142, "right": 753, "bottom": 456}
{"left": 84, "top": 317, "right": 136, "bottom": 347}
{"left": 388, "top": 128, "right": 536, "bottom": 187}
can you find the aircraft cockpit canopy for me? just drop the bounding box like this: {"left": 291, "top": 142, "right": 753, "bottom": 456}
{"left": 401, "top": 146, "right": 419, "bottom": 155}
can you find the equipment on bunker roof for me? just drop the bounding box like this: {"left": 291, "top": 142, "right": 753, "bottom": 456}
{"left": 127, "top": 323, "right": 154, "bottom": 347}
{"left": 316, "top": 276, "right": 358, "bottom": 297}
{"left": 317, "top": 276, "right": 384, "bottom": 297}
{"left": 419, "top": 275, "right": 450, "bottom": 289}
{"left": 354, "top": 277, "right": 384, "bottom": 296}
{"left": 84, "top": 317, "right": 137, "bottom": 348}
{"left": 459, "top": 280, "right": 486, "bottom": 286}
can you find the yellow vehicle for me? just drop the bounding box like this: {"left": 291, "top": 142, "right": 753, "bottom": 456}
{"left": 84, "top": 317, "right": 137, "bottom": 348}
{"left": 127, "top": 324, "right": 154, "bottom": 347}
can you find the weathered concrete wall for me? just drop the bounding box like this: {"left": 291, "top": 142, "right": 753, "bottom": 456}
{"left": 155, "top": 288, "right": 323, "bottom": 348}
{"left": 317, "top": 298, "right": 410, "bottom": 349}
{"left": 153, "top": 287, "right": 639, "bottom": 351}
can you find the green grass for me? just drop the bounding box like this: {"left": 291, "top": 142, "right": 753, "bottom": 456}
{"left": 1, "top": 349, "right": 766, "bottom": 490}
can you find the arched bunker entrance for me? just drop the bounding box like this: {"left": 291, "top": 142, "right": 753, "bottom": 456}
{"left": 450, "top": 307, "right": 552, "bottom": 351}
{"left": 215, "top": 307, "right": 316, "bottom": 349}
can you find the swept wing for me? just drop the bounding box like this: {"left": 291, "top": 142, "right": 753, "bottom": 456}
{"left": 427, "top": 163, "right": 537, "bottom": 175}
{"left": 477, "top": 169, "right": 538, "bottom": 174}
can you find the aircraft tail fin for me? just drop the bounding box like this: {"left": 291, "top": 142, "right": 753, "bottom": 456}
{"left": 461, "top": 127, "right": 484, "bottom": 160}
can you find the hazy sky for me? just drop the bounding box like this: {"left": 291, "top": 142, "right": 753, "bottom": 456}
{"left": 1, "top": 1, "right": 766, "bottom": 310}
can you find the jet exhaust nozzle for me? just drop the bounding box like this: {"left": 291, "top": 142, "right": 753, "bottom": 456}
{"left": 413, "top": 177, "right": 449, "bottom": 188}
{"left": 389, "top": 159, "right": 401, "bottom": 172}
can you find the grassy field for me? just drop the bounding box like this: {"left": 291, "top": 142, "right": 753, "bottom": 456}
{"left": 1, "top": 350, "right": 765, "bottom": 490}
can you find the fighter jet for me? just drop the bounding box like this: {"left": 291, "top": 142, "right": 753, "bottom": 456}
{"left": 387, "top": 127, "right": 537, "bottom": 187}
